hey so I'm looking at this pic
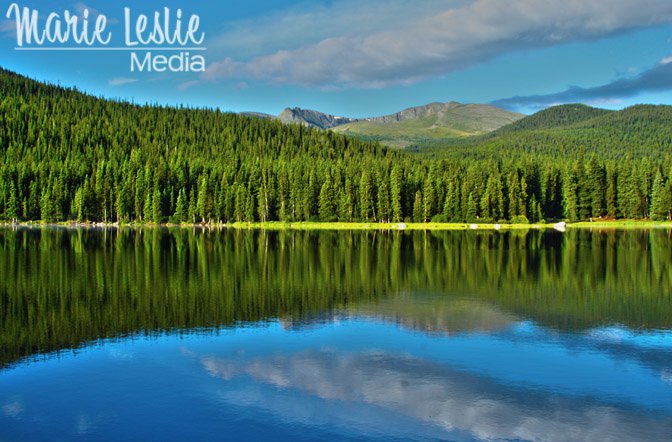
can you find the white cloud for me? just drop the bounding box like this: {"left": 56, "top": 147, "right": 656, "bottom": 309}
{"left": 210, "top": 0, "right": 464, "bottom": 58}
{"left": 108, "top": 77, "right": 138, "bottom": 87}
{"left": 584, "top": 97, "right": 625, "bottom": 107}
{"left": 177, "top": 80, "right": 200, "bottom": 91}
{"left": 204, "top": 0, "right": 672, "bottom": 89}
{"left": 0, "top": 19, "right": 16, "bottom": 38}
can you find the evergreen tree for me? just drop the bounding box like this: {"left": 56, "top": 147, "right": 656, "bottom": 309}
{"left": 116, "top": 179, "right": 133, "bottom": 222}
{"left": 529, "top": 195, "right": 543, "bottom": 223}
{"left": 621, "top": 165, "right": 645, "bottom": 219}
{"left": 173, "top": 189, "right": 187, "bottom": 223}
{"left": 466, "top": 193, "right": 478, "bottom": 222}
{"left": 304, "top": 170, "right": 319, "bottom": 221}
{"left": 257, "top": 171, "right": 275, "bottom": 223}
{"left": 577, "top": 180, "right": 592, "bottom": 220}
{"left": 73, "top": 186, "right": 85, "bottom": 222}
{"left": 197, "top": 175, "right": 212, "bottom": 223}
{"left": 377, "top": 173, "right": 391, "bottom": 223}
{"left": 480, "top": 185, "right": 493, "bottom": 221}
{"left": 318, "top": 174, "right": 336, "bottom": 221}
{"left": 519, "top": 176, "right": 528, "bottom": 219}
{"left": 40, "top": 187, "right": 55, "bottom": 222}
{"left": 359, "top": 172, "right": 374, "bottom": 221}
{"left": 135, "top": 170, "right": 145, "bottom": 222}
{"left": 244, "top": 184, "right": 256, "bottom": 222}
{"left": 587, "top": 158, "right": 607, "bottom": 218}
{"left": 219, "top": 175, "right": 229, "bottom": 222}
{"left": 650, "top": 170, "right": 672, "bottom": 220}
{"left": 151, "top": 188, "right": 163, "bottom": 223}
{"left": 6, "top": 181, "right": 19, "bottom": 222}
{"left": 338, "top": 178, "right": 355, "bottom": 222}
{"left": 277, "top": 174, "right": 290, "bottom": 222}
{"left": 481, "top": 175, "right": 503, "bottom": 221}
{"left": 390, "top": 165, "right": 403, "bottom": 222}
{"left": 143, "top": 191, "right": 153, "bottom": 223}
{"left": 562, "top": 168, "right": 579, "bottom": 221}
{"left": 507, "top": 172, "right": 520, "bottom": 220}
{"left": 233, "top": 184, "right": 246, "bottom": 222}
{"left": 188, "top": 188, "right": 198, "bottom": 224}
{"left": 423, "top": 177, "right": 436, "bottom": 222}
{"left": 412, "top": 191, "right": 423, "bottom": 222}
{"left": 605, "top": 167, "right": 618, "bottom": 218}
{"left": 443, "top": 181, "right": 460, "bottom": 222}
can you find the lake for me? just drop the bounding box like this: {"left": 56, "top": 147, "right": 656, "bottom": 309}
{"left": 1, "top": 227, "right": 671, "bottom": 441}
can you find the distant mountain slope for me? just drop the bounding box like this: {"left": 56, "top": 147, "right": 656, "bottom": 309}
{"left": 278, "top": 107, "right": 358, "bottom": 129}
{"left": 571, "top": 104, "right": 672, "bottom": 130}
{"left": 240, "top": 111, "right": 276, "bottom": 120}
{"left": 333, "top": 102, "right": 524, "bottom": 148}
{"left": 263, "top": 102, "right": 522, "bottom": 147}
{"left": 367, "top": 102, "right": 522, "bottom": 128}
{"left": 431, "top": 104, "right": 672, "bottom": 160}
{"left": 492, "top": 104, "right": 613, "bottom": 135}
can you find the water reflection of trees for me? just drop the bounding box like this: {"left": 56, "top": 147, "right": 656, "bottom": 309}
{"left": 1, "top": 227, "right": 670, "bottom": 366}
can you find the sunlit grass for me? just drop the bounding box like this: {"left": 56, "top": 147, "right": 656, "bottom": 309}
{"left": 3, "top": 220, "right": 672, "bottom": 230}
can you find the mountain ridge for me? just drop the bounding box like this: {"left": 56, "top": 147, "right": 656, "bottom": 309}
{"left": 245, "top": 101, "right": 524, "bottom": 147}
{"left": 277, "top": 107, "right": 359, "bottom": 129}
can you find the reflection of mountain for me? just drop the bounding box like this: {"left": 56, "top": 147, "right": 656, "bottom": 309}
{"left": 277, "top": 296, "right": 517, "bottom": 335}
{"left": 202, "top": 350, "right": 672, "bottom": 442}
{"left": 350, "top": 294, "right": 518, "bottom": 335}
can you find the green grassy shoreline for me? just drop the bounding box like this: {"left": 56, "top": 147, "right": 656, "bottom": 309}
{"left": 2, "top": 220, "right": 672, "bottom": 230}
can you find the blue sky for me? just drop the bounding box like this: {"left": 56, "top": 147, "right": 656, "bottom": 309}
{"left": 3, "top": 0, "right": 672, "bottom": 116}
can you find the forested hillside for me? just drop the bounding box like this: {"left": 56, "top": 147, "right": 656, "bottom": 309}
{"left": 491, "top": 104, "right": 613, "bottom": 135}
{"left": 1, "top": 67, "right": 671, "bottom": 224}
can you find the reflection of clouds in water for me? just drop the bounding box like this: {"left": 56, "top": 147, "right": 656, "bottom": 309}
{"left": 662, "top": 370, "right": 672, "bottom": 384}
{"left": 588, "top": 326, "right": 628, "bottom": 343}
{"left": 2, "top": 400, "right": 23, "bottom": 417}
{"left": 75, "top": 412, "right": 110, "bottom": 435}
{"left": 587, "top": 326, "right": 672, "bottom": 349}
{"left": 180, "top": 346, "right": 196, "bottom": 357}
{"left": 108, "top": 348, "right": 134, "bottom": 361}
{"left": 77, "top": 414, "right": 93, "bottom": 435}
{"left": 203, "top": 357, "right": 237, "bottom": 381}
{"left": 203, "top": 350, "right": 672, "bottom": 442}
{"left": 582, "top": 327, "right": 672, "bottom": 378}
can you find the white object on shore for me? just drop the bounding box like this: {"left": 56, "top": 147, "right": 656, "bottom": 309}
{"left": 494, "top": 224, "right": 501, "bottom": 230}
{"left": 398, "top": 223, "right": 407, "bottom": 230}
{"left": 553, "top": 221, "right": 567, "bottom": 232}
{"left": 469, "top": 224, "right": 478, "bottom": 230}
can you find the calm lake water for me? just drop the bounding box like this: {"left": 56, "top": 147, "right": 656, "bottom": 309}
{"left": 1, "top": 227, "right": 671, "bottom": 441}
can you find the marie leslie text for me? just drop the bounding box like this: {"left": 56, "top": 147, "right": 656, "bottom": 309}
{"left": 5, "top": 3, "right": 206, "bottom": 72}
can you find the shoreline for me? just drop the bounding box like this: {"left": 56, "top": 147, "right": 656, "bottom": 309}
{"left": 1, "top": 220, "right": 672, "bottom": 231}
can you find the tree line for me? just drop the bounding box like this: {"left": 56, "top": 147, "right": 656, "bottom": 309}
{"left": 1, "top": 68, "right": 672, "bottom": 224}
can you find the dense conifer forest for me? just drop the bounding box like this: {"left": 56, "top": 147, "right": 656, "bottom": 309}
{"left": 1, "top": 67, "right": 671, "bottom": 224}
